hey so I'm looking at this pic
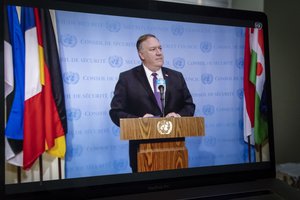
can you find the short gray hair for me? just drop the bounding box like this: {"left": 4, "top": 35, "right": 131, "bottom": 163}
{"left": 136, "top": 34, "right": 158, "bottom": 51}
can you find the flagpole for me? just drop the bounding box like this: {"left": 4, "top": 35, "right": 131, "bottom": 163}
{"left": 247, "top": 136, "right": 251, "bottom": 163}
{"left": 58, "top": 158, "right": 62, "bottom": 179}
{"left": 17, "top": 166, "right": 21, "bottom": 183}
{"left": 39, "top": 155, "right": 43, "bottom": 183}
{"left": 259, "top": 144, "right": 262, "bottom": 162}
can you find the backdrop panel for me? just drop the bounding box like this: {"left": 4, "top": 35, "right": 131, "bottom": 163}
{"left": 55, "top": 10, "right": 254, "bottom": 178}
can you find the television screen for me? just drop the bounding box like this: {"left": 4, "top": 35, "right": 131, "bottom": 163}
{"left": 1, "top": 0, "right": 274, "bottom": 199}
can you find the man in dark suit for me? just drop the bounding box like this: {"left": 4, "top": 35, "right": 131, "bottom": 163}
{"left": 110, "top": 34, "right": 195, "bottom": 172}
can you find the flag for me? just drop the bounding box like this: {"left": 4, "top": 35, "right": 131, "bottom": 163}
{"left": 249, "top": 28, "right": 268, "bottom": 145}
{"left": 243, "top": 28, "right": 255, "bottom": 145}
{"left": 21, "top": 7, "right": 44, "bottom": 170}
{"left": 39, "top": 9, "right": 67, "bottom": 157}
{"left": 21, "top": 7, "right": 67, "bottom": 170}
{"left": 5, "top": 6, "right": 25, "bottom": 166}
{"left": 4, "top": 7, "right": 14, "bottom": 98}
{"left": 243, "top": 27, "right": 268, "bottom": 145}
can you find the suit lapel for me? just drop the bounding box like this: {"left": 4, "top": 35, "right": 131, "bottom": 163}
{"left": 134, "top": 65, "right": 151, "bottom": 93}
{"left": 134, "top": 65, "right": 161, "bottom": 110}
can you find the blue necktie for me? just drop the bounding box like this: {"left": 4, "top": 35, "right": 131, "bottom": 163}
{"left": 152, "top": 73, "right": 162, "bottom": 110}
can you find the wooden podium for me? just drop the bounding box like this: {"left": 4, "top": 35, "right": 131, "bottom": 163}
{"left": 120, "top": 117, "right": 205, "bottom": 172}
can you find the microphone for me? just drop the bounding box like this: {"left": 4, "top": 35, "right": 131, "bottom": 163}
{"left": 156, "top": 78, "right": 166, "bottom": 117}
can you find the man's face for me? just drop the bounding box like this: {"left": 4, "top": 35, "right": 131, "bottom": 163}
{"left": 138, "top": 37, "right": 164, "bottom": 72}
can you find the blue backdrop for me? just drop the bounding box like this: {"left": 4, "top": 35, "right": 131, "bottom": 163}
{"left": 55, "top": 10, "right": 253, "bottom": 178}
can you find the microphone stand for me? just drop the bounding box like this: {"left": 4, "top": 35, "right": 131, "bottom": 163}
{"left": 159, "top": 86, "right": 165, "bottom": 117}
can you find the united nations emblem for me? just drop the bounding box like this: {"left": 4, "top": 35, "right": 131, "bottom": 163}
{"left": 157, "top": 120, "right": 172, "bottom": 135}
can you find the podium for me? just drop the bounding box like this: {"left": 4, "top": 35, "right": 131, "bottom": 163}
{"left": 120, "top": 117, "right": 205, "bottom": 172}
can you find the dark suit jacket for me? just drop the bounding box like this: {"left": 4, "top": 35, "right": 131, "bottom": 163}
{"left": 109, "top": 65, "right": 195, "bottom": 172}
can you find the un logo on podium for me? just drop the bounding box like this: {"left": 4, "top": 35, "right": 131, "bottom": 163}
{"left": 157, "top": 120, "right": 173, "bottom": 135}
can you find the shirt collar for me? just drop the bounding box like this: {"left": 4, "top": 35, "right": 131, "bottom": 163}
{"left": 143, "top": 64, "right": 163, "bottom": 79}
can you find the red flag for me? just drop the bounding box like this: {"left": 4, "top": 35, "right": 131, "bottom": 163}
{"left": 22, "top": 8, "right": 66, "bottom": 169}
{"left": 243, "top": 28, "right": 256, "bottom": 144}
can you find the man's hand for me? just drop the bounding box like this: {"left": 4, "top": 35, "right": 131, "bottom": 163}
{"left": 143, "top": 113, "right": 155, "bottom": 118}
{"left": 165, "top": 112, "right": 181, "bottom": 117}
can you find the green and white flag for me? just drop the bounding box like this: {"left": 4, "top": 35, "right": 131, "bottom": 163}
{"left": 249, "top": 27, "right": 268, "bottom": 145}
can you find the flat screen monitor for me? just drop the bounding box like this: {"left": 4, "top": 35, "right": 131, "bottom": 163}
{"left": 1, "top": 0, "right": 274, "bottom": 199}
